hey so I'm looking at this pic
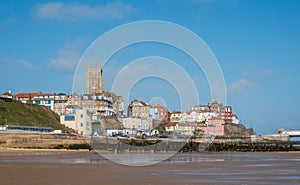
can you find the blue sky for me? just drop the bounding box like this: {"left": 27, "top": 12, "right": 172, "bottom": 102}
{"left": 0, "top": 0, "right": 299, "bottom": 134}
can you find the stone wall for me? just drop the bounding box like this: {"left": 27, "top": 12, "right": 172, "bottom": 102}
{"left": 0, "top": 132, "right": 89, "bottom": 149}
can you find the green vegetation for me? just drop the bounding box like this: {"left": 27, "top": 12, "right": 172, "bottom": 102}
{"left": 0, "top": 100, "right": 70, "bottom": 131}
{"left": 154, "top": 122, "right": 168, "bottom": 133}
{"left": 195, "top": 121, "right": 206, "bottom": 125}
{"left": 193, "top": 130, "right": 204, "bottom": 136}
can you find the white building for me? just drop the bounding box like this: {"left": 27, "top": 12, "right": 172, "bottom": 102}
{"left": 54, "top": 93, "right": 69, "bottom": 115}
{"left": 231, "top": 114, "right": 240, "bottom": 124}
{"left": 176, "top": 123, "right": 195, "bottom": 136}
{"left": 122, "top": 117, "right": 153, "bottom": 131}
{"left": 179, "top": 111, "right": 218, "bottom": 123}
{"left": 170, "top": 111, "right": 183, "bottom": 123}
{"left": 60, "top": 109, "right": 92, "bottom": 136}
{"left": 33, "top": 93, "right": 54, "bottom": 110}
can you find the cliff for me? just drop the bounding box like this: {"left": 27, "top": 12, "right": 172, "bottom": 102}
{"left": 224, "top": 124, "right": 254, "bottom": 136}
{"left": 0, "top": 100, "right": 69, "bottom": 131}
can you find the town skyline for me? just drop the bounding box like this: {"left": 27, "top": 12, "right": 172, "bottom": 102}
{"left": 1, "top": 1, "right": 300, "bottom": 135}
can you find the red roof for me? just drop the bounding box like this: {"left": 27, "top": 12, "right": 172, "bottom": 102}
{"left": 1, "top": 91, "right": 12, "bottom": 96}
{"left": 172, "top": 111, "right": 182, "bottom": 114}
{"left": 167, "top": 122, "right": 177, "bottom": 127}
{"left": 34, "top": 93, "right": 53, "bottom": 97}
{"left": 178, "top": 123, "right": 194, "bottom": 127}
{"left": 16, "top": 92, "right": 40, "bottom": 98}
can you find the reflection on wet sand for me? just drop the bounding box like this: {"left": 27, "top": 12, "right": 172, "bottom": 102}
{"left": 0, "top": 149, "right": 299, "bottom": 185}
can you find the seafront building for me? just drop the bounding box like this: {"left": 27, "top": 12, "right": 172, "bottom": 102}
{"left": 170, "top": 111, "right": 183, "bottom": 123}
{"left": 127, "top": 99, "right": 150, "bottom": 119}
{"left": 121, "top": 117, "right": 153, "bottom": 131}
{"left": 0, "top": 91, "right": 13, "bottom": 102}
{"left": 4, "top": 62, "right": 242, "bottom": 137}
{"left": 81, "top": 93, "right": 115, "bottom": 116}
{"left": 54, "top": 93, "right": 69, "bottom": 115}
{"left": 32, "top": 93, "right": 54, "bottom": 110}
{"left": 60, "top": 109, "right": 92, "bottom": 136}
{"left": 166, "top": 99, "right": 240, "bottom": 136}
{"left": 15, "top": 92, "right": 39, "bottom": 103}
{"left": 149, "top": 104, "right": 170, "bottom": 122}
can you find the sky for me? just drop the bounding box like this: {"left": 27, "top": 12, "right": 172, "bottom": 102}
{"left": 0, "top": 0, "right": 300, "bottom": 135}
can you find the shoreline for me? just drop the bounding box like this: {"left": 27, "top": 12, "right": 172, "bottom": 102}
{"left": 1, "top": 147, "right": 300, "bottom": 154}
{"left": 0, "top": 149, "right": 299, "bottom": 185}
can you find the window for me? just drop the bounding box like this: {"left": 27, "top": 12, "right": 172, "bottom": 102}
{"left": 65, "top": 116, "right": 75, "bottom": 121}
{"left": 80, "top": 114, "right": 83, "bottom": 118}
{"left": 80, "top": 123, "right": 83, "bottom": 127}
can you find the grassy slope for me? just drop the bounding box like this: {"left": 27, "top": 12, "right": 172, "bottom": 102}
{"left": 0, "top": 100, "right": 69, "bottom": 131}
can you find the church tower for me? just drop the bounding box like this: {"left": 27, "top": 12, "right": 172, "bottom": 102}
{"left": 86, "top": 63, "right": 104, "bottom": 94}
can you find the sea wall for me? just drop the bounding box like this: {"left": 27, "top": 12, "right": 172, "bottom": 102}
{"left": 0, "top": 132, "right": 299, "bottom": 152}
{"left": 0, "top": 132, "right": 90, "bottom": 149}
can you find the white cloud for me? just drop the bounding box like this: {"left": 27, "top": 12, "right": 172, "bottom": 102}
{"left": 48, "top": 48, "right": 80, "bottom": 71}
{"left": 35, "top": 2, "right": 134, "bottom": 22}
{"left": 228, "top": 79, "right": 260, "bottom": 97}
{"left": 242, "top": 69, "right": 278, "bottom": 78}
{"left": 48, "top": 38, "right": 84, "bottom": 72}
{"left": 18, "top": 59, "right": 36, "bottom": 70}
{"left": 259, "top": 69, "right": 278, "bottom": 77}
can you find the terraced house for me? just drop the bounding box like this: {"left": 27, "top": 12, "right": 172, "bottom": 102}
{"left": 127, "top": 99, "right": 150, "bottom": 119}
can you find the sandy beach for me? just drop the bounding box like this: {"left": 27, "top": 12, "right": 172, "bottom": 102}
{"left": 0, "top": 149, "right": 299, "bottom": 185}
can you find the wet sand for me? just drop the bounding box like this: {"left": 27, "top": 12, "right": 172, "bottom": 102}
{"left": 0, "top": 149, "right": 299, "bottom": 185}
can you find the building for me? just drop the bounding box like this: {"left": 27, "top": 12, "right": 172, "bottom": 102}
{"left": 165, "top": 122, "right": 177, "bottom": 132}
{"left": 0, "top": 91, "right": 13, "bottom": 102}
{"left": 176, "top": 123, "right": 195, "bottom": 136}
{"left": 60, "top": 109, "right": 92, "bottom": 136}
{"left": 170, "top": 111, "right": 183, "bottom": 123}
{"left": 179, "top": 111, "right": 218, "bottom": 124}
{"left": 15, "top": 92, "right": 39, "bottom": 103}
{"left": 149, "top": 104, "right": 169, "bottom": 122}
{"left": 122, "top": 117, "right": 153, "bottom": 130}
{"left": 190, "top": 99, "right": 238, "bottom": 125}
{"left": 32, "top": 93, "right": 54, "bottom": 110}
{"left": 70, "top": 93, "right": 81, "bottom": 107}
{"left": 81, "top": 94, "right": 96, "bottom": 111}
{"left": 81, "top": 94, "right": 115, "bottom": 117}
{"left": 101, "top": 91, "right": 124, "bottom": 116}
{"left": 54, "top": 93, "right": 69, "bottom": 115}
{"left": 231, "top": 114, "right": 240, "bottom": 124}
{"left": 219, "top": 105, "right": 233, "bottom": 124}
{"left": 86, "top": 63, "right": 104, "bottom": 94}
{"left": 127, "top": 99, "right": 150, "bottom": 119}
{"left": 195, "top": 118, "right": 225, "bottom": 136}
{"left": 2, "top": 124, "right": 51, "bottom": 133}
{"left": 190, "top": 104, "right": 210, "bottom": 112}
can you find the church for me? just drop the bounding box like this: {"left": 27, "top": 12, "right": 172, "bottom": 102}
{"left": 86, "top": 63, "right": 104, "bottom": 95}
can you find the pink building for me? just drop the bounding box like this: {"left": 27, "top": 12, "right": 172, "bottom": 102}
{"left": 196, "top": 118, "right": 225, "bottom": 136}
